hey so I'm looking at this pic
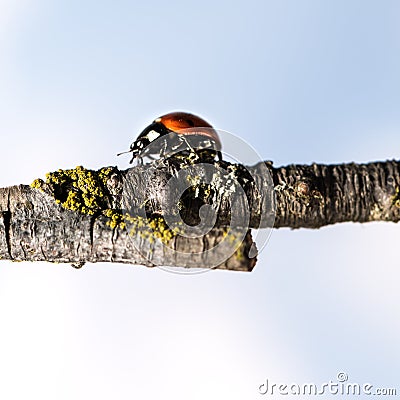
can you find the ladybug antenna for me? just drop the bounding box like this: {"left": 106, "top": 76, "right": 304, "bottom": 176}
{"left": 117, "top": 149, "right": 132, "bottom": 156}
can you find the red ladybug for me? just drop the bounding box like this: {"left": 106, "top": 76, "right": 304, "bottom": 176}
{"left": 120, "top": 112, "right": 222, "bottom": 164}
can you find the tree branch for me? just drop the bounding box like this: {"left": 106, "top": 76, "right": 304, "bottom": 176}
{"left": 0, "top": 159, "right": 399, "bottom": 272}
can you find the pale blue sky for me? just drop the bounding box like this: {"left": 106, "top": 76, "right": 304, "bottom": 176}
{"left": 0, "top": 1, "right": 399, "bottom": 399}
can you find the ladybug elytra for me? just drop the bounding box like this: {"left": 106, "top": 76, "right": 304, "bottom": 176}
{"left": 119, "top": 112, "right": 222, "bottom": 164}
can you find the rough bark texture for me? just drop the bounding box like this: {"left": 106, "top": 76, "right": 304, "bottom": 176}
{"left": 0, "top": 184, "right": 256, "bottom": 272}
{"left": 0, "top": 159, "right": 399, "bottom": 272}
{"left": 271, "top": 160, "right": 400, "bottom": 228}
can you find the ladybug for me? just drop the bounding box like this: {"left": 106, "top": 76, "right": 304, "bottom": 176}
{"left": 119, "top": 112, "right": 222, "bottom": 164}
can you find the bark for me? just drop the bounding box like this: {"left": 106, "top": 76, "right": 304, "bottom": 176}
{"left": 270, "top": 160, "right": 400, "bottom": 228}
{"left": 0, "top": 159, "right": 399, "bottom": 272}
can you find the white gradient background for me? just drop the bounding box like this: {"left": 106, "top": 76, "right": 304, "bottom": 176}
{"left": 0, "top": 1, "right": 399, "bottom": 399}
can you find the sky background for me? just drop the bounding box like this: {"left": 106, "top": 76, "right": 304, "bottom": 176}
{"left": 1, "top": 1, "right": 400, "bottom": 399}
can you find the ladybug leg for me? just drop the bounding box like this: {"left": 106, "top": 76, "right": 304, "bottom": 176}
{"left": 217, "top": 151, "right": 223, "bottom": 162}
{"left": 153, "top": 138, "right": 170, "bottom": 168}
{"left": 178, "top": 136, "right": 199, "bottom": 162}
{"left": 159, "top": 137, "right": 168, "bottom": 158}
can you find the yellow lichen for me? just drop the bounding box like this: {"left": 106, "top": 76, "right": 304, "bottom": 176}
{"left": 30, "top": 166, "right": 182, "bottom": 244}
{"left": 103, "top": 209, "right": 126, "bottom": 229}
{"left": 31, "top": 165, "right": 115, "bottom": 216}
{"left": 31, "top": 178, "right": 45, "bottom": 190}
{"left": 125, "top": 215, "right": 182, "bottom": 244}
{"left": 391, "top": 187, "right": 400, "bottom": 208}
{"left": 235, "top": 247, "right": 244, "bottom": 261}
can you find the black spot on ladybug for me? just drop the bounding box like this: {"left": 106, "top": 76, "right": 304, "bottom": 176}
{"left": 184, "top": 118, "right": 195, "bottom": 127}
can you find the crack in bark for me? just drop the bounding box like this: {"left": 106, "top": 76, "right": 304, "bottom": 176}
{"left": 40, "top": 244, "right": 46, "bottom": 260}
{"left": 89, "top": 213, "right": 99, "bottom": 248}
{"left": 2, "top": 211, "right": 12, "bottom": 259}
